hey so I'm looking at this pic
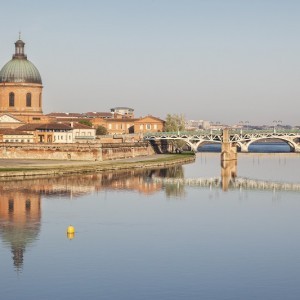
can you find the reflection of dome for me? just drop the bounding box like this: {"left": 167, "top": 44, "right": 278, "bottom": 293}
{"left": 0, "top": 39, "right": 42, "bottom": 84}
{"left": 0, "top": 193, "right": 41, "bottom": 271}
{"left": 0, "top": 223, "right": 40, "bottom": 270}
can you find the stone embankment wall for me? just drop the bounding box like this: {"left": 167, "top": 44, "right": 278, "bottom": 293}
{"left": 0, "top": 142, "right": 154, "bottom": 161}
{"left": 149, "top": 140, "right": 173, "bottom": 154}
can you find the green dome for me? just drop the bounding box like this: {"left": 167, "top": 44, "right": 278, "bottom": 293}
{"left": 0, "top": 38, "right": 42, "bottom": 84}
{"left": 0, "top": 58, "right": 42, "bottom": 84}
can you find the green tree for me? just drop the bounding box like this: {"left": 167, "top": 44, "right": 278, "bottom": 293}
{"left": 79, "top": 119, "right": 93, "bottom": 127}
{"left": 165, "top": 114, "right": 185, "bottom": 132}
{"left": 96, "top": 125, "right": 108, "bottom": 135}
{"left": 164, "top": 114, "right": 186, "bottom": 151}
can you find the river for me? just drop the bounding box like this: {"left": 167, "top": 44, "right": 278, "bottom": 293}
{"left": 1, "top": 146, "right": 300, "bottom": 300}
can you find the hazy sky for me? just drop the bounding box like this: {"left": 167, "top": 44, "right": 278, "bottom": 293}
{"left": 0, "top": 0, "right": 299, "bottom": 125}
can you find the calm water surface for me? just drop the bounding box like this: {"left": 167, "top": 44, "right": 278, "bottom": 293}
{"left": 1, "top": 149, "right": 300, "bottom": 300}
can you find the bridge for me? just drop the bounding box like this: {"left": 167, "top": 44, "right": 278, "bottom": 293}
{"left": 144, "top": 129, "right": 300, "bottom": 152}
{"left": 152, "top": 176, "right": 300, "bottom": 192}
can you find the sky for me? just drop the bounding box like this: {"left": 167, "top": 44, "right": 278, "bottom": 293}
{"left": 0, "top": 0, "right": 299, "bottom": 125}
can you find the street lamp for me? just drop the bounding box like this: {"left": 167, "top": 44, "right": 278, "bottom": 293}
{"left": 239, "top": 121, "right": 243, "bottom": 135}
{"left": 273, "top": 120, "right": 282, "bottom": 133}
{"left": 245, "top": 121, "right": 249, "bottom": 131}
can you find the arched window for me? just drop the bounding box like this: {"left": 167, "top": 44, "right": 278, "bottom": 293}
{"left": 39, "top": 93, "right": 42, "bottom": 107}
{"left": 9, "top": 92, "right": 15, "bottom": 107}
{"left": 26, "top": 93, "right": 32, "bottom": 107}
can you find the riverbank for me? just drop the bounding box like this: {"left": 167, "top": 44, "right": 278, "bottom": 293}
{"left": 0, "top": 153, "right": 195, "bottom": 179}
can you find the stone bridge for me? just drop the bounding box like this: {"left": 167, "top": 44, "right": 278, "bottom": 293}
{"left": 144, "top": 129, "right": 300, "bottom": 152}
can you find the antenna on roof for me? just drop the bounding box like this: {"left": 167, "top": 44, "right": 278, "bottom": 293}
{"left": 19, "top": 31, "right": 21, "bottom": 40}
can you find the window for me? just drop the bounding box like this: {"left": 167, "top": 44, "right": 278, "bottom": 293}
{"left": 154, "top": 124, "right": 157, "bottom": 130}
{"left": 9, "top": 92, "right": 14, "bottom": 107}
{"left": 26, "top": 199, "right": 31, "bottom": 211}
{"left": 140, "top": 125, "right": 143, "bottom": 130}
{"left": 39, "top": 93, "right": 42, "bottom": 107}
{"left": 8, "top": 199, "right": 14, "bottom": 213}
{"left": 26, "top": 93, "right": 32, "bottom": 107}
{"left": 108, "top": 124, "right": 112, "bottom": 129}
{"left": 146, "top": 124, "right": 151, "bottom": 130}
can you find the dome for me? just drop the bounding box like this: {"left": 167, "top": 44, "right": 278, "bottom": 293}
{"left": 0, "top": 59, "right": 42, "bottom": 84}
{"left": 0, "top": 38, "right": 42, "bottom": 84}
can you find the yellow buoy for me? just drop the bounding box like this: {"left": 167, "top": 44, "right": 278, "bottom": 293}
{"left": 67, "top": 232, "right": 75, "bottom": 240}
{"left": 67, "top": 225, "right": 75, "bottom": 234}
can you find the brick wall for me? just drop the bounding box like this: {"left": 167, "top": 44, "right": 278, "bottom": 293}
{"left": 0, "top": 142, "right": 154, "bottom": 161}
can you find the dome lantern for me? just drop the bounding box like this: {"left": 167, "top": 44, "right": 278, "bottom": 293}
{"left": 13, "top": 39, "right": 27, "bottom": 59}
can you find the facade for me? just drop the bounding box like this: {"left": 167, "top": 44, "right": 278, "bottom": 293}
{"left": 0, "top": 113, "right": 25, "bottom": 129}
{"left": 134, "top": 115, "right": 165, "bottom": 133}
{"left": 17, "top": 122, "right": 96, "bottom": 143}
{"left": 91, "top": 115, "right": 165, "bottom": 135}
{"left": 0, "top": 38, "right": 43, "bottom": 115}
{"left": 0, "top": 129, "right": 34, "bottom": 143}
{"left": 65, "top": 122, "right": 96, "bottom": 142}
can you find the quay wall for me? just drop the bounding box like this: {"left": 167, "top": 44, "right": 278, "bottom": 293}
{"left": 0, "top": 142, "right": 154, "bottom": 161}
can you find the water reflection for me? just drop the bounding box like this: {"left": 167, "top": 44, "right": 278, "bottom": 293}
{"left": 2, "top": 155, "right": 299, "bottom": 271}
{"left": 0, "top": 166, "right": 186, "bottom": 270}
{"left": 221, "top": 159, "right": 237, "bottom": 191}
{"left": 0, "top": 166, "right": 187, "bottom": 199}
{"left": 0, "top": 191, "right": 41, "bottom": 271}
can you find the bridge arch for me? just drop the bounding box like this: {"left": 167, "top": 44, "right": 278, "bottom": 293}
{"left": 245, "top": 137, "right": 297, "bottom": 152}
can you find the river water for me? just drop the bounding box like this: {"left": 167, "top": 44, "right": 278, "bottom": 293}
{"left": 1, "top": 146, "right": 300, "bottom": 300}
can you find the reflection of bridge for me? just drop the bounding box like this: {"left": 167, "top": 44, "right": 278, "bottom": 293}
{"left": 152, "top": 177, "right": 300, "bottom": 192}
{"left": 144, "top": 130, "right": 300, "bottom": 152}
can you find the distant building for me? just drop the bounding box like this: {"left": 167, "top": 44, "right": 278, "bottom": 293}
{"left": 110, "top": 107, "right": 134, "bottom": 118}
{"left": 185, "top": 120, "right": 210, "bottom": 130}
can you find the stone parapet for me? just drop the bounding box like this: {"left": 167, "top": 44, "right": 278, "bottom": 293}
{"left": 0, "top": 142, "right": 154, "bottom": 161}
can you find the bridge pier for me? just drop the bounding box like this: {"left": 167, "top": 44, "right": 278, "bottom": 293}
{"left": 295, "top": 146, "right": 300, "bottom": 153}
{"left": 239, "top": 143, "right": 248, "bottom": 153}
{"left": 221, "top": 128, "right": 237, "bottom": 161}
{"left": 221, "top": 159, "right": 237, "bottom": 191}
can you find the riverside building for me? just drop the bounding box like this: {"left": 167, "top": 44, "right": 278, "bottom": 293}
{"left": 0, "top": 37, "right": 51, "bottom": 126}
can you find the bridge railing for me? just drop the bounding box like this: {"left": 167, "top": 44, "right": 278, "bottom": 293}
{"left": 144, "top": 129, "right": 300, "bottom": 137}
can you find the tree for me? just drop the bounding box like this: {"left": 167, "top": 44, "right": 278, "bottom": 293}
{"left": 165, "top": 114, "right": 185, "bottom": 132}
{"left": 79, "top": 119, "right": 93, "bottom": 127}
{"left": 96, "top": 125, "right": 108, "bottom": 135}
{"left": 164, "top": 114, "right": 186, "bottom": 151}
